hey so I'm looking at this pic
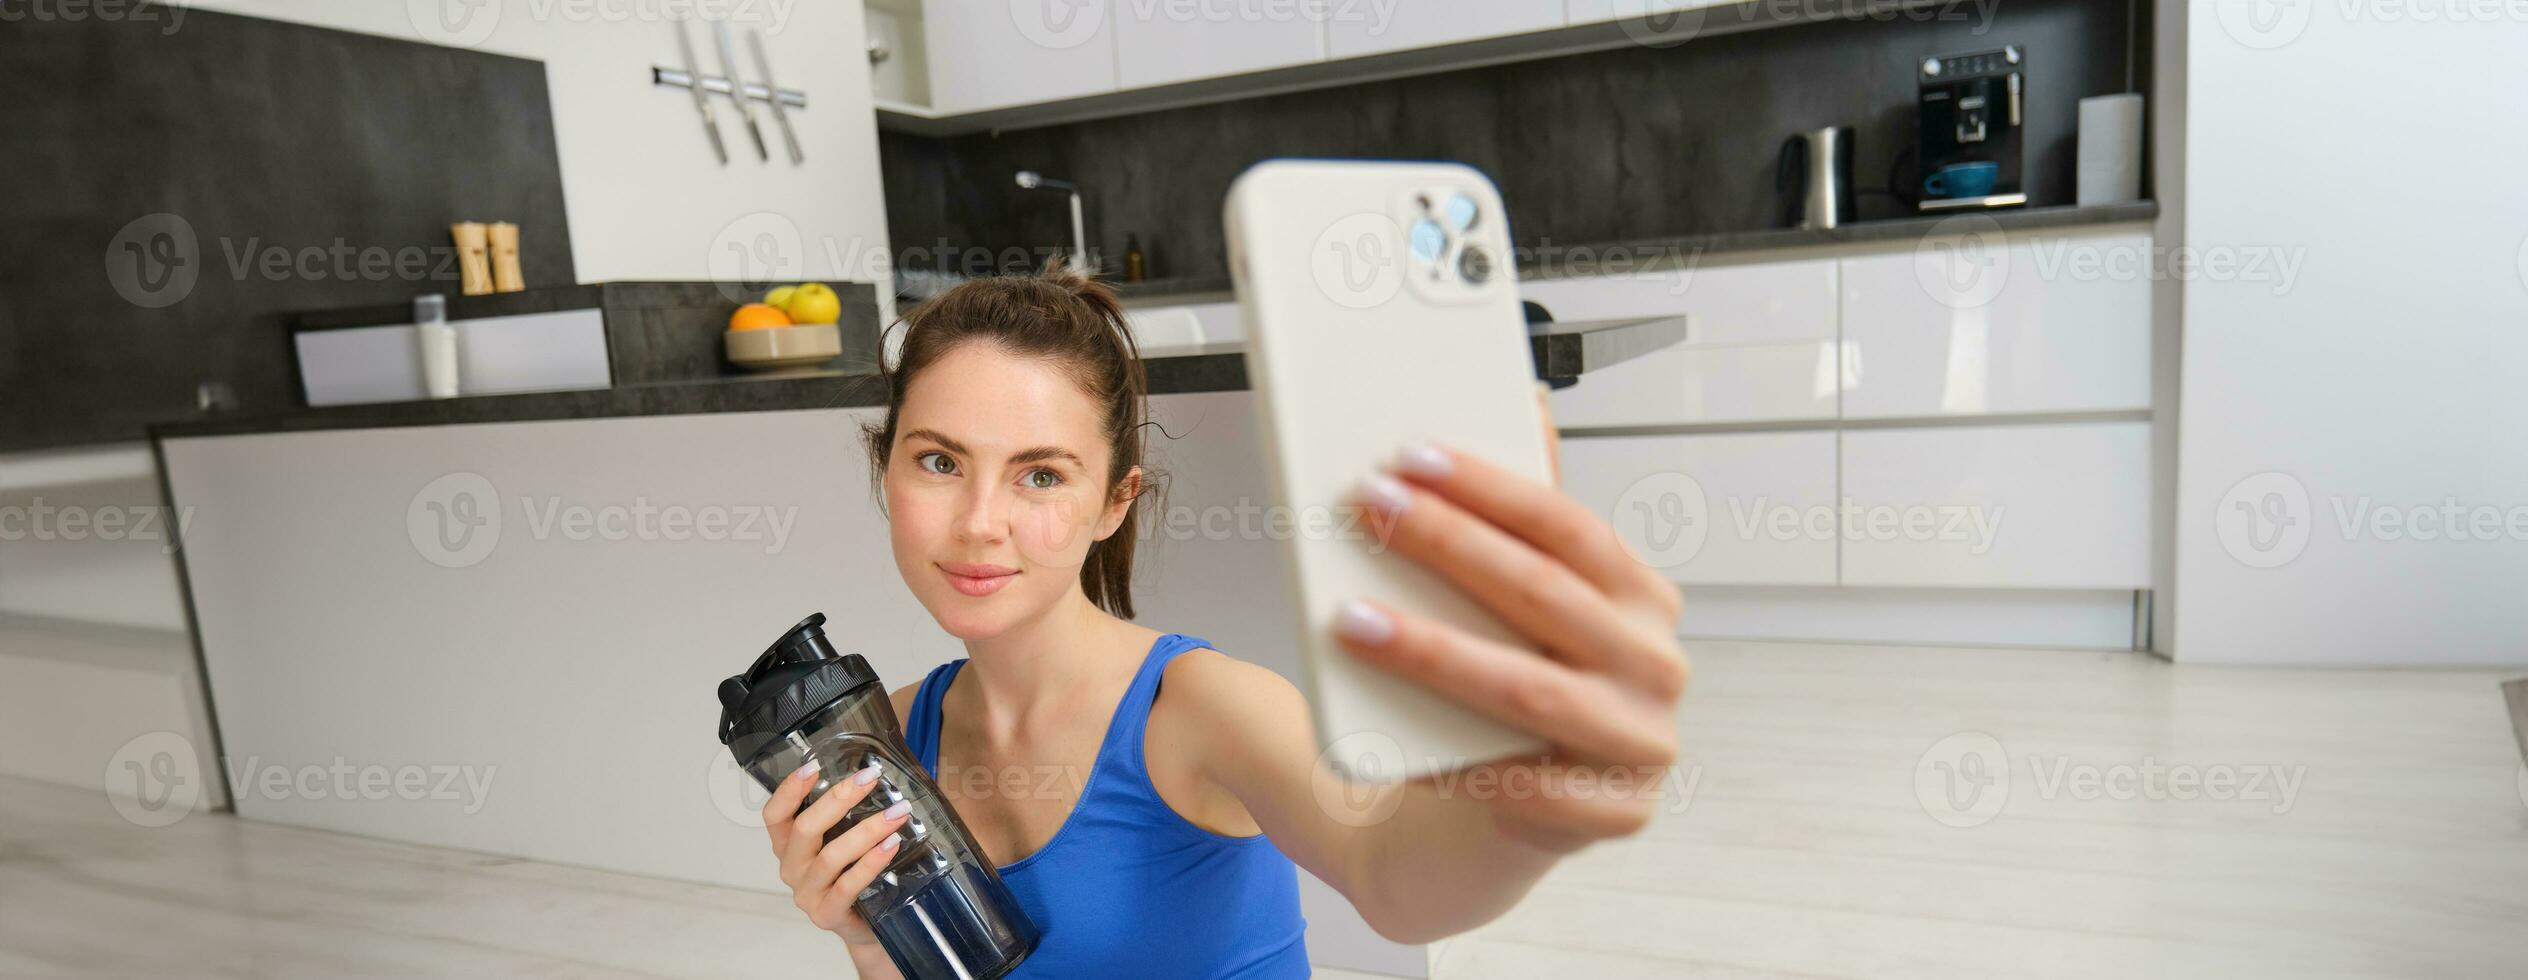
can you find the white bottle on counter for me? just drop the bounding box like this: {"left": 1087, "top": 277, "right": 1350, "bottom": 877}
{"left": 415, "top": 294, "right": 459, "bottom": 399}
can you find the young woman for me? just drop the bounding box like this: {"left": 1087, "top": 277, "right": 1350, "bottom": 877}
{"left": 758, "top": 269, "right": 1688, "bottom": 978}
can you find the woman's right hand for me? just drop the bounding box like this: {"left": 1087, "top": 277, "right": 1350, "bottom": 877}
{"left": 762, "top": 760, "right": 915, "bottom": 951}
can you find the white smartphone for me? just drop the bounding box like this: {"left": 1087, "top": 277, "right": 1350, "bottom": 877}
{"left": 1224, "top": 159, "right": 1554, "bottom": 782}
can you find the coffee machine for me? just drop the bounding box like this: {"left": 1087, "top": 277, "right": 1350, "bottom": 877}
{"left": 1917, "top": 45, "right": 2027, "bottom": 211}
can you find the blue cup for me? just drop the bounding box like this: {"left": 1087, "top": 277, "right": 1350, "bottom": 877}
{"left": 1924, "top": 161, "right": 2000, "bottom": 199}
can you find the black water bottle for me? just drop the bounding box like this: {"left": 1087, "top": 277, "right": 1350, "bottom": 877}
{"left": 718, "top": 614, "right": 1040, "bottom": 979}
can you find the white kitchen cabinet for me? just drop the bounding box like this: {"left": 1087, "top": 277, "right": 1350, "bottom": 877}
{"left": 1528, "top": 258, "right": 1840, "bottom": 428}
{"left": 1839, "top": 230, "right": 2153, "bottom": 418}
{"left": 922, "top": 0, "right": 1118, "bottom": 112}
{"left": 1558, "top": 432, "right": 1837, "bottom": 585}
{"left": 1550, "top": 342, "right": 1838, "bottom": 428}
{"left": 1521, "top": 258, "right": 1837, "bottom": 346}
{"left": 1839, "top": 422, "right": 2151, "bottom": 589}
{"left": 1115, "top": 4, "right": 1325, "bottom": 89}
{"left": 1327, "top": 0, "right": 1565, "bottom": 59}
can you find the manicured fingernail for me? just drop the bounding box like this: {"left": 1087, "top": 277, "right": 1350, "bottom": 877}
{"left": 854, "top": 763, "right": 882, "bottom": 785}
{"left": 878, "top": 833, "right": 902, "bottom": 852}
{"left": 1355, "top": 472, "right": 1411, "bottom": 518}
{"left": 1334, "top": 599, "right": 1395, "bottom": 646}
{"left": 792, "top": 760, "right": 821, "bottom": 782}
{"left": 1394, "top": 441, "right": 1452, "bottom": 479}
{"left": 883, "top": 800, "right": 912, "bottom": 821}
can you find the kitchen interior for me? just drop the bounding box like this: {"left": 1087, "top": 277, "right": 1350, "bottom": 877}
{"left": 3, "top": 1, "right": 2526, "bottom": 977}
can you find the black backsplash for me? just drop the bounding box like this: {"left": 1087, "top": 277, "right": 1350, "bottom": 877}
{"left": 0, "top": 7, "right": 575, "bottom": 451}
{"left": 881, "top": 0, "right": 2138, "bottom": 285}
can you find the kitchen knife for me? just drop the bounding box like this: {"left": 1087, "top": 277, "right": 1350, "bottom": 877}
{"left": 674, "top": 20, "right": 727, "bottom": 165}
{"left": 748, "top": 29, "right": 805, "bottom": 165}
{"left": 714, "top": 20, "right": 770, "bottom": 162}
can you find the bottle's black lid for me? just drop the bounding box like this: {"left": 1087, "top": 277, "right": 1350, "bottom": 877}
{"left": 716, "top": 612, "right": 881, "bottom": 751}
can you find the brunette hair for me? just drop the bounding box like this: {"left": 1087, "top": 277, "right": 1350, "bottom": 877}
{"left": 864, "top": 265, "right": 1157, "bottom": 619}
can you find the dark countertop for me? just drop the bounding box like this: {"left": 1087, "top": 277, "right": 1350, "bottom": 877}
{"left": 1111, "top": 201, "right": 2159, "bottom": 302}
{"left": 153, "top": 315, "right": 1686, "bottom": 440}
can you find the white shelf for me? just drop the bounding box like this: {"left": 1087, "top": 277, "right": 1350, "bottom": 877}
{"left": 0, "top": 444, "right": 158, "bottom": 494}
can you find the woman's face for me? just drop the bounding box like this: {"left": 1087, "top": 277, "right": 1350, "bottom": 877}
{"left": 882, "top": 342, "right": 1134, "bottom": 640}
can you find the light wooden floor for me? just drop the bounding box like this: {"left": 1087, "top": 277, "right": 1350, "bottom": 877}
{"left": 6, "top": 640, "right": 2525, "bottom": 978}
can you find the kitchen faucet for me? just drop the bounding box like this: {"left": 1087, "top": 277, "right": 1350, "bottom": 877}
{"left": 1014, "top": 171, "right": 1090, "bottom": 274}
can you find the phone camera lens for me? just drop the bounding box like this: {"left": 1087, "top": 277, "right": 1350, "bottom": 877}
{"left": 1457, "top": 245, "right": 1495, "bottom": 284}
{"left": 1442, "top": 194, "right": 1480, "bottom": 233}
{"left": 1409, "top": 217, "right": 1447, "bottom": 263}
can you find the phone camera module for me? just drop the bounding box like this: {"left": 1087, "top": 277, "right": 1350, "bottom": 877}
{"left": 1457, "top": 244, "right": 1495, "bottom": 284}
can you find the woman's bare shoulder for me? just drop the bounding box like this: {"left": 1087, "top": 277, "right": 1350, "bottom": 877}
{"left": 1154, "top": 646, "right": 1314, "bottom": 744}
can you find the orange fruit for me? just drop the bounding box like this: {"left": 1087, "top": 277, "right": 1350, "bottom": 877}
{"left": 728, "top": 303, "right": 792, "bottom": 331}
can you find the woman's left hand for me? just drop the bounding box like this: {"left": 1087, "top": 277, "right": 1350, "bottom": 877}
{"left": 1337, "top": 420, "right": 1689, "bottom": 854}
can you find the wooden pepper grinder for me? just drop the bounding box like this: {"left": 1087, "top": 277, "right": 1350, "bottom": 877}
{"left": 487, "top": 222, "right": 524, "bottom": 293}
{"left": 450, "top": 222, "right": 494, "bottom": 296}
